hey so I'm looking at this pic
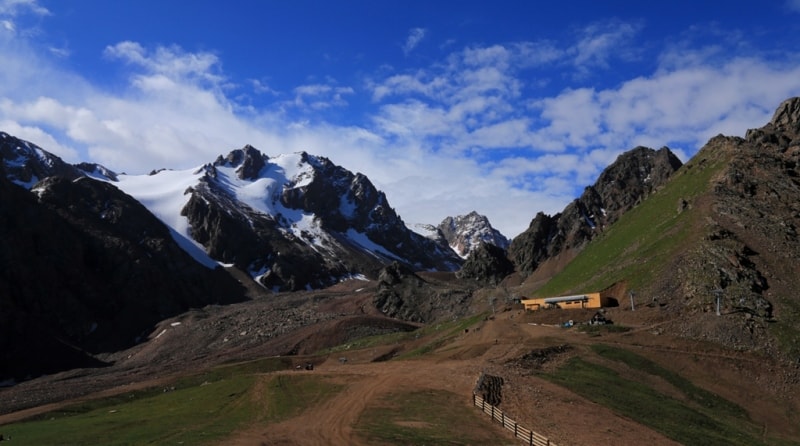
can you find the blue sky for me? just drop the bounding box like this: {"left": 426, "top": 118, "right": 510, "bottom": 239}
{"left": 2, "top": 0, "right": 800, "bottom": 237}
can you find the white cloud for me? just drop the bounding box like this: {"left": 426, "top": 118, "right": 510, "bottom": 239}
{"left": 0, "top": 0, "right": 47, "bottom": 39}
{"left": 104, "top": 41, "right": 224, "bottom": 85}
{"left": 0, "top": 0, "right": 49, "bottom": 17}
{"left": 530, "top": 55, "right": 800, "bottom": 172}
{"left": 570, "top": 20, "right": 641, "bottom": 71}
{"left": 787, "top": 0, "right": 800, "bottom": 12}
{"left": 250, "top": 79, "right": 279, "bottom": 95}
{"left": 0, "top": 117, "right": 78, "bottom": 160}
{"left": 1, "top": 16, "right": 800, "bottom": 239}
{"left": 289, "top": 83, "right": 354, "bottom": 110}
{"left": 402, "top": 27, "right": 426, "bottom": 55}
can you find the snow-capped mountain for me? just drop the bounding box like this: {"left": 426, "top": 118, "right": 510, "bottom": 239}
{"left": 436, "top": 211, "right": 509, "bottom": 258}
{"left": 1, "top": 134, "right": 463, "bottom": 292}
{"left": 0, "top": 132, "right": 248, "bottom": 380}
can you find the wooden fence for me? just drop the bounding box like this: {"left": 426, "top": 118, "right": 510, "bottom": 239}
{"left": 472, "top": 393, "right": 558, "bottom": 446}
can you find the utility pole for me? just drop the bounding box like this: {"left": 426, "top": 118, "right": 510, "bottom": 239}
{"left": 629, "top": 291, "right": 636, "bottom": 311}
{"left": 712, "top": 289, "right": 723, "bottom": 316}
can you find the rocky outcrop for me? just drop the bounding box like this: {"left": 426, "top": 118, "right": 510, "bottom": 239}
{"left": 457, "top": 242, "right": 515, "bottom": 285}
{"left": 0, "top": 132, "right": 86, "bottom": 186}
{"left": 769, "top": 96, "right": 800, "bottom": 131}
{"left": 438, "top": 211, "right": 509, "bottom": 258}
{"left": 509, "top": 146, "right": 683, "bottom": 276}
{"left": 373, "top": 262, "right": 475, "bottom": 323}
{"left": 474, "top": 373, "right": 504, "bottom": 406}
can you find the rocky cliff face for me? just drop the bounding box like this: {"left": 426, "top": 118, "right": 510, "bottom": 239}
{"left": 373, "top": 262, "right": 476, "bottom": 323}
{"left": 508, "top": 146, "right": 683, "bottom": 276}
{"left": 437, "top": 211, "right": 509, "bottom": 258}
{"left": 180, "top": 147, "right": 463, "bottom": 291}
{"left": 456, "top": 242, "right": 515, "bottom": 285}
{"left": 0, "top": 133, "right": 86, "bottom": 186}
{"left": 659, "top": 97, "right": 800, "bottom": 356}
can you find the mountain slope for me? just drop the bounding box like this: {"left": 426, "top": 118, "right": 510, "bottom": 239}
{"left": 532, "top": 97, "right": 800, "bottom": 359}
{"left": 0, "top": 134, "right": 463, "bottom": 292}
{"left": 0, "top": 158, "right": 246, "bottom": 382}
{"left": 116, "top": 146, "right": 463, "bottom": 291}
{"left": 508, "top": 146, "right": 683, "bottom": 280}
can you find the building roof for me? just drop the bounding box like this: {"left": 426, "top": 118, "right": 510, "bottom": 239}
{"left": 521, "top": 294, "right": 591, "bottom": 304}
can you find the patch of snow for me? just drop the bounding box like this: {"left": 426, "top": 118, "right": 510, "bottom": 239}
{"left": 33, "top": 146, "right": 55, "bottom": 168}
{"left": 273, "top": 153, "right": 315, "bottom": 188}
{"left": 345, "top": 229, "right": 405, "bottom": 262}
{"left": 170, "top": 322, "right": 181, "bottom": 327}
{"left": 339, "top": 273, "right": 369, "bottom": 283}
{"left": 114, "top": 168, "right": 219, "bottom": 268}
{"left": 249, "top": 263, "right": 273, "bottom": 290}
{"left": 408, "top": 222, "right": 439, "bottom": 238}
{"left": 82, "top": 165, "right": 117, "bottom": 181}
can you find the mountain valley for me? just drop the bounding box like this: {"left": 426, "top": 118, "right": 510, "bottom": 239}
{"left": 1, "top": 98, "right": 800, "bottom": 445}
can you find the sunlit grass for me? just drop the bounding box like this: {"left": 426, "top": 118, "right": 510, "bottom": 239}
{"left": 541, "top": 344, "right": 775, "bottom": 446}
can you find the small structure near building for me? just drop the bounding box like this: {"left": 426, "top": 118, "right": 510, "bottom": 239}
{"left": 520, "top": 292, "right": 613, "bottom": 311}
{"left": 590, "top": 311, "right": 609, "bottom": 325}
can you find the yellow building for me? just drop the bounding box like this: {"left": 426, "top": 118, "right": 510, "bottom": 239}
{"left": 520, "top": 292, "right": 607, "bottom": 311}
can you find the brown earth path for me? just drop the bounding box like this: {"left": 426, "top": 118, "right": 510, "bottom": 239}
{"left": 227, "top": 314, "right": 684, "bottom": 446}
{"left": 3, "top": 309, "right": 795, "bottom": 445}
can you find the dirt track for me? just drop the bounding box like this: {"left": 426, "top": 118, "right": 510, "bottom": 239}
{"left": 2, "top": 304, "right": 798, "bottom": 446}
{"left": 227, "top": 312, "right": 689, "bottom": 446}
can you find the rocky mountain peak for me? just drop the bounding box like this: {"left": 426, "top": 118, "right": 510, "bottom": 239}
{"left": 437, "top": 211, "right": 509, "bottom": 258}
{"left": 74, "top": 162, "right": 119, "bottom": 181}
{"left": 179, "top": 144, "right": 463, "bottom": 290}
{"left": 214, "top": 145, "right": 269, "bottom": 180}
{"left": 0, "top": 132, "right": 84, "bottom": 187}
{"left": 769, "top": 96, "right": 800, "bottom": 130}
{"left": 509, "top": 145, "right": 683, "bottom": 276}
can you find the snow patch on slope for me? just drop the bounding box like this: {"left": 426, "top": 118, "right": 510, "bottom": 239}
{"left": 346, "top": 229, "right": 405, "bottom": 262}
{"left": 116, "top": 168, "right": 218, "bottom": 268}
{"left": 113, "top": 152, "right": 325, "bottom": 269}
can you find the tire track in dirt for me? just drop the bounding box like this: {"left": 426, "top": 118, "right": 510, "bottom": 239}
{"left": 229, "top": 358, "right": 485, "bottom": 445}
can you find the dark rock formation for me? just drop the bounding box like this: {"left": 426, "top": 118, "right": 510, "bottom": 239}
{"left": 182, "top": 147, "right": 462, "bottom": 291}
{"left": 373, "top": 262, "right": 475, "bottom": 323}
{"left": 0, "top": 169, "right": 246, "bottom": 382}
{"left": 509, "top": 146, "right": 683, "bottom": 276}
{"left": 457, "top": 242, "right": 515, "bottom": 285}
{"left": 0, "top": 132, "right": 86, "bottom": 186}
{"left": 474, "top": 373, "right": 504, "bottom": 406}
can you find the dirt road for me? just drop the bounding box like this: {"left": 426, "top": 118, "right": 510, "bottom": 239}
{"left": 227, "top": 313, "right": 687, "bottom": 446}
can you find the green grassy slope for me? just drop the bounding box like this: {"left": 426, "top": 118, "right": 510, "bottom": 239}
{"left": 541, "top": 344, "right": 795, "bottom": 446}
{"left": 532, "top": 148, "right": 730, "bottom": 297}
{"left": 1, "top": 358, "right": 296, "bottom": 445}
